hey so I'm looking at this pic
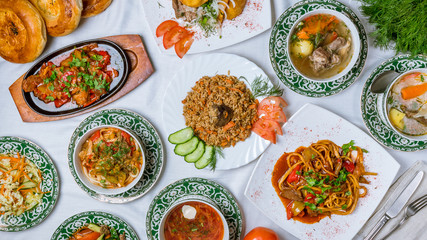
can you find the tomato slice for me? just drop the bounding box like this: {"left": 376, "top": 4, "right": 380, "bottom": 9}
{"left": 163, "top": 26, "right": 188, "bottom": 49}
{"left": 343, "top": 160, "right": 355, "bottom": 173}
{"left": 90, "top": 130, "right": 101, "bottom": 142}
{"left": 121, "top": 131, "right": 131, "bottom": 145}
{"left": 252, "top": 119, "right": 283, "bottom": 143}
{"left": 175, "top": 33, "right": 194, "bottom": 58}
{"left": 156, "top": 20, "right": 179, "bottom": 37}
{"left": 258, "top": 108, "right": 287, "bottom": 124}
{"left": 259, "top": 96, "right": 287, "bottom": 110}
{"left": 287, "top": 164, "right": 301, "bottom": 183}
{"left": 304, "top": 193, "right": 315, "bottom": 204}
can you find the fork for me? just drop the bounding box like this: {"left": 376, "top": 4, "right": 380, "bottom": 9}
{"left": 381, "top": 194, "right": 427, "bottom": 240}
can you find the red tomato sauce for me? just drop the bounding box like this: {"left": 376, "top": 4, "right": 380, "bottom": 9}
{"left": 164, "top": 201, "right": 224, "bottom": 240}
{"left": 271, "top": 148, "right": 326, "bottom": 224}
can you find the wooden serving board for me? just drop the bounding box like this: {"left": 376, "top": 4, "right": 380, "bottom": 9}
{"left": 9, "top": 34, "right": 154, "bottom": 122}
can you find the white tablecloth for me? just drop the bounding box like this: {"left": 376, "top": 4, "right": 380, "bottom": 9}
{"left": 0, "top": 1, "right": 424, "bottom": 239}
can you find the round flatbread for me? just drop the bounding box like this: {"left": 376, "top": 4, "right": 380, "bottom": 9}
{"left": 0, "top": 0, "right": 46, "bottom": 63}
{"left": 29, "top": 0, "right": 82, "bottom": 37}
{"left": 82, "top": 0, "right": 112, "bottom": 18}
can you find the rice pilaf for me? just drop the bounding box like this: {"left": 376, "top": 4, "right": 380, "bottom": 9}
{"left": 182, "top": 75, "right": 258, "bottom": 147}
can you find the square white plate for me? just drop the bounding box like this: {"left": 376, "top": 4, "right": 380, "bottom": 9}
{"left": 244, "top": 103, "right": 400, "bottom": 240}
{"left": 141, "top": 0, "right": 272, "bottom": 54}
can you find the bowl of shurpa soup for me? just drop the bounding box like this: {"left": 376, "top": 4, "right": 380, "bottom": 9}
{"left": 287, "top": 9, "right": 360, "bottom": 81}
{"left": 383, "top": 69, "right": 427, "bottom": 140}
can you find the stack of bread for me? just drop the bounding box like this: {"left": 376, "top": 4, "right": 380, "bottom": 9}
{"left": 0, "top": 0, "right": 112, "bottom": 63}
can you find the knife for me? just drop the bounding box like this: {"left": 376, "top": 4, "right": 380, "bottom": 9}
{"left": 364, "top": 170, "right": 424, "bottom": 240}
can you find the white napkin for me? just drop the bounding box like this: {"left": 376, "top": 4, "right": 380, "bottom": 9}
{"left": 356, "top": 160, "right": 427, "bottom": 240}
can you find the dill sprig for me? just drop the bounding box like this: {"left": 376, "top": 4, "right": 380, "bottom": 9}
{"left": 241, "top": 75, "right": 284, "bottom": 99}
{"left": 208, "top": 146, "right": 224, "bottom": 171}
{"left": 359, "top": 0, "right": 427, "bottom": 55}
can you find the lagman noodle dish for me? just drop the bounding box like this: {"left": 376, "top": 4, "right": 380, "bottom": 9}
{"left": 182, "top": 75, "right": 257, "bottom": 147}
{"left": 78, "top": 127, "right": 143, "bottom": 189}
{"left": 69, "top": 223, "right": 125, "bottom": 240}
{"left": 271, "top": 140, "right": 376, "bottom": 223}
{"left": 289, "top": 14, "right": 353, "bottom": 79}
{"left": 0, "top": 154, "right": 43, "bottom": 218}
{"left": 23, "top": 43, "right": 119, "bottom": 108}
{"left": 164, "top": 201, "right": 224, "bottom": 240}
{"left": 387, "top": 72, "right": 427, "bottom": 136}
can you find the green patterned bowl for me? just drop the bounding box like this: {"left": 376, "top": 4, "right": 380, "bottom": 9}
{"left": 51, "top": 211, "right": 139, "bottom": 239}
{"left": 286, "top": 8, "right": 361, "bottom": 82}
{"left": 73, "top": 125, "right": 146, "bottom": 195}
{"left": 146, "top": 177, "right": 243, "bottom": 240}
{"left": 158, "top": 196, "right": 229, "bottom": 240}
{"left": 0, "top": 136, "right": 59, "bottom": 232}
{"left": 379, "top": 68, "right": 427, "bottom": 141}
{"left": 270, "top": 0, "right": 368, "bottom": 97}
{"left": 361, "top": 55, "right": 427, "bottom": 151}
{"left": 68, "top": 108, "right": 164, "bottom": 203}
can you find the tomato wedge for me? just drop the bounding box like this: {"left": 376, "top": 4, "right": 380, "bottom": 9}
{"left": 156, "top": 20, "right": 179, "bottom": 37}
{"left": 175, "top": 33, "right": 194, "bottom": 58}
{"left": 163, "top": 26, "right": 188, "bottom": 49}
{"left": 252, "top": 119, "right": 282, "bottom": 143}
{"left": 258, "top": 107, "right": 287, "bottom": 124}
{"left": 259, "top": 96, "right": 288, "bottom": 111}
{"left": 287, "top": 164, "right": 301, "bottom": 183}
{"left": 343, "top": 160, "right": 355, "bottom": 173}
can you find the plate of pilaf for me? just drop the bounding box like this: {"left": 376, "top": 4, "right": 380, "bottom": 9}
{"left": 162, "top": 53, "right": 286, "bottom": 170}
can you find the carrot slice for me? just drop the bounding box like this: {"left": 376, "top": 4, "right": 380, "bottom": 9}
{"left": 223, "top": 121, "right": 236, "bottom": 131}
{"left": 401, "top": 83, "right": 427, "bottom": 100}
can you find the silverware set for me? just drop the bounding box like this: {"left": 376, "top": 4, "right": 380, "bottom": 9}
{"left": 364, "top": 171, "right": 426, "bottom": 240}
{"left": 380, "top": 194, "right": 427, "bottom": 239}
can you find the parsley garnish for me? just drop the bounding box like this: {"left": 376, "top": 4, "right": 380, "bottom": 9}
{"left": 91, "top": 54, "right": 103, "bottom": 61}
{"left": 342, "top": 140, "right": 357, "bottom": 155}
{"left": 305, "top": 202, "right": 317, "bottom": 211}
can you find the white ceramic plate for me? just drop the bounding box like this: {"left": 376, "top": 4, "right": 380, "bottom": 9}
{"left": 244, "top": 103, "right": 400, "bottom": 240}
{"left": 161, "top": 53, "right": 271, "bottom": 170}
{"left": 142, "top": 0, "right": 272, "bottom": 55}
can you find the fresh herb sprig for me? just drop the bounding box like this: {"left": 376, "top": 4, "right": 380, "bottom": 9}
{"left": 241, "top": 75, "right": 284, "bottom": 99}
{"left": 359, "top": 0, "right": 427, "bottom": 55}
{"left": 209, "top": 146, "right": 224, "bottom": 171}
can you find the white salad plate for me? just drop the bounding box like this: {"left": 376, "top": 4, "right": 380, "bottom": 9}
{"left": 161, "top": 53, "right": 272, "bottom": 170}
{"left": 142, "top": 0, "right": 272, "bottom": 55}
{"left": 244, "top": 103, "right": 400, "bottom": 240}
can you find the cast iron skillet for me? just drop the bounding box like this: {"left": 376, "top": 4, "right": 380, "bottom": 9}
{"left": 22, "top": 39, "right": 130, "bottom": 116}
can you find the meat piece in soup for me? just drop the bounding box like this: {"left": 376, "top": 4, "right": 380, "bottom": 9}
{"left": 289, "top": 14, "right": 353, "bottom": 79}
{"left": 387, "top": 72, "right": 427, "bottom": 136}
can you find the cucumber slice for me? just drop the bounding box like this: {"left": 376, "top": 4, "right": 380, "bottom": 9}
{"left": 184, "top": 141, "right": 205, "bottom": 163}
{"left": 168, "top": 127, "right": 194, "bottom": 144}
{"left": 174, "top": 137, "right": 199, "bottom": 156}
{"left": 20, "top": 181, "right": 37, "bottom": 189}
{"left": 195, "top": 146, "right": 214, "bottom": 169}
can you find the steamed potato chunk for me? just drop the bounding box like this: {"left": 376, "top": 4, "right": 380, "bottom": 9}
{"left": 226, "top": 0, "right": 247, "bottom": 20}
{"left": 389, "top": 108, "right": 405, "bottom": 130}
{"left": 179, "top": 0, "right": 208, "bottom": 7}
{"left": 291, "top": 40, "right": 314, "bottom": 58}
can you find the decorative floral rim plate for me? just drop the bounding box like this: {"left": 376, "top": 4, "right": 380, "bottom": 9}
{"left": 146, "top": 177, "right": 243, "bottom": 240}
{"left": 51, "top": 211, "right": 139, "bottom": 239}
{"left": 0, "top": 136, "right": 59, "bottom": 232}
{"left": 67, "top": 109, "right": 164, "bottom": 203}
{"left": 162, "top": 53, "right": 272, "bottom": 170}
{"left": 142, "top": 0, "right": 272, "bottom": 55}
{"left": 269, "top": 0, "right": 368, "bottom": 97}
{"left": 361, "top": 54, "right": 427, "bottom": 151}
{"left": 245, "top": 103, "right": 400, "bottom": 240}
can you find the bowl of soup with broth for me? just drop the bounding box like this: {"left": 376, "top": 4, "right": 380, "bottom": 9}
{"left": 384, "top": 69, "right": 427, "bottom": 140}
{"left": 287, "top": 9, "right": 360, "bottom": 81}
